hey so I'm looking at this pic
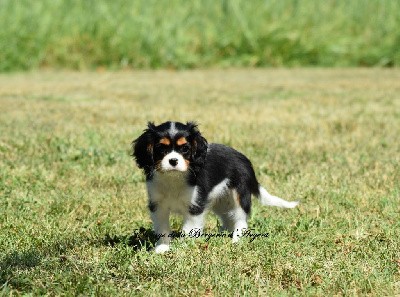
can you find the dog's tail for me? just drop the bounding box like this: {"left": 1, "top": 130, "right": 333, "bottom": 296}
{"left": 256, "top": 185, "right": 299, "bottom": 208}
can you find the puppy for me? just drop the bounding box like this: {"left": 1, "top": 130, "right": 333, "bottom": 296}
{"left": 133, "top": 121, "right": 298, "bottom": 253}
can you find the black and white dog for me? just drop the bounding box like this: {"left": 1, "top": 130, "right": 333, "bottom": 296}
{"left": 133, "top": 121, "right": 298, "bottom": 253}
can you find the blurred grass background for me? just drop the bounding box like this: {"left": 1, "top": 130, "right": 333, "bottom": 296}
{"left": 1, "top": 0, "right": 400, "bottom": 71}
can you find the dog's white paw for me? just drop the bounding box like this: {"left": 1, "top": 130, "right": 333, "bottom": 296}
{"left": 232, "top": 236, "right": 240, "bottom": 243}
{"left": 232, "top": 228, "right": 246, "bottom": 243}
{"left": 154, "top": 244, "right": 170, "bottom": 254}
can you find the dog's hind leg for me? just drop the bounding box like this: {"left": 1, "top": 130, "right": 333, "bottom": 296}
{"left": 230, "top": 189, "right": 251, "bottom": 243}
{"left": 212, "top": 188, "right": 251, "bottom": 243}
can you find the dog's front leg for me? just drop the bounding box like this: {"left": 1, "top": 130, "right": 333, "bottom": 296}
{"left": 182, "top": 212, "right": 205, "bottom": 235}
{"left": 182, "top": 189, "right": 206, "bottom": 235}
{"left": 150, "top": 206, "right": 171, "bottom": 253}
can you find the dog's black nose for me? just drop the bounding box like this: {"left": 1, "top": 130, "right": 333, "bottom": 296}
{"left": 169, "top": 158, "right": 178, "bottom": 166}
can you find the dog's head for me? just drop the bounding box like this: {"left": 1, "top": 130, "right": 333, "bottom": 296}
{"left": 133, "top": 121, "right": 208, "bottom": 178}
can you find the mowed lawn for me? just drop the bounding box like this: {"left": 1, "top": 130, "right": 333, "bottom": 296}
{"left": 0, "top": 69, "right": 399, "bottom": 296}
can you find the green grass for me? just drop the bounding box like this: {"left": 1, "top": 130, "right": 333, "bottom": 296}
{"left": 1, "top": 0, "right": 400, "bottom": 71}
{"left": 0, "top": 69, "right": 399, "bottom": 295}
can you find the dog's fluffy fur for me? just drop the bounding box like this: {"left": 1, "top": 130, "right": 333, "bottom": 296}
{"left": 133, "top": 121, "right": 298, "bottom": 253}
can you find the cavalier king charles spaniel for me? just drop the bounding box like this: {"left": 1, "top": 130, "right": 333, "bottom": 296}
{"left": 133, "top": 121, "right": 298, "bottom": 253}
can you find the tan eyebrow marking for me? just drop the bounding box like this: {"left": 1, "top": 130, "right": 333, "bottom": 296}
{"left": 176, "top": 137, "right": 187, "bottom": 146}
{"left": 159, "top": 137, "right": 170, "bottom": 145}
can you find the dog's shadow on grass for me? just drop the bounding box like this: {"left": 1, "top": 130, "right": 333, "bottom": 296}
{"left": 0, "top": 240, "right": 78, "bottom": 287}
{"left": 103, "top": 227, "right": 158, "bottom": 252}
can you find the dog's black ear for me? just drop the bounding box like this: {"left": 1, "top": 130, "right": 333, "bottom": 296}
{"left": 132, "top": 122, "right": 157, "bottom": 171}
{"left": 186, "top": 121, "right": 208, "bottom": 165}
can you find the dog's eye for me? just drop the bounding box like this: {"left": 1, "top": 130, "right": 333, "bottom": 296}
{"left": 155, "top": 143, "right": 169, "bottom": 152}
{"left": 181, "top": 145, "right": 190, "bottom": 153}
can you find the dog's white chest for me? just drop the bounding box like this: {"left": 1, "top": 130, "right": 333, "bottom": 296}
{"left": 146, "top": 172, "right": 195, "bottom": 214}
